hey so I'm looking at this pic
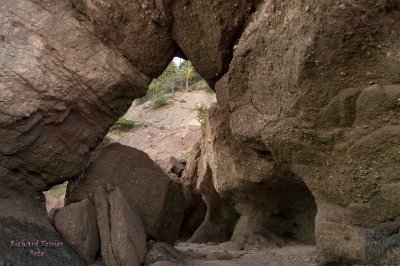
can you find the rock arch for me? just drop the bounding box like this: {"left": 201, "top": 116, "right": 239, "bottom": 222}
{"left": 1, "top": 0, "right": 400, "bottom": 264}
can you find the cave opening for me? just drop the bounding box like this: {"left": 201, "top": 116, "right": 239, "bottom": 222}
{"left": 43, "top": 57, "right": 214, "bottom": 241}
{"left": 261, "top": 172, "right": 317, "bottom": 245}
{"left": 41, "top": 54, "right": 317, "bottom": 261}
{"left": 231, "top": 170, "right": 318, "bottom": 248}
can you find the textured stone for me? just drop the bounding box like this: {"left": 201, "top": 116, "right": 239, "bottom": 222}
{"left": 171, "top": 0, "right": 259, "bottom": 84}
{"left": 0, "top": 0, "right": 150, "bottom": 196}
{"left": 70, "top": 0, "right": 176, "bottom": 78}
{"left": 207, "top": 0, "right": 400, "bottom": 263}
{"left": 109, "top": 186, "right": 147, "bottom": 266}
{"left": 95, "top": 185, "right": 147, "bottom": 266}
{"left": 55, "top": 198, "right": 99, "bottom": 264}
{"left": 68, "top": 143, "right": 185, "bottom": 244}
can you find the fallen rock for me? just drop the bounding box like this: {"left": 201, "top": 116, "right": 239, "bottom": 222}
{"left": 67, "top": 143, "right": 185, "bottom": 244}
{"left": 55, "top": 198, "right": 99, "bottom": 264}
{"left": 95, "top": 185, "right": 147, "bottom": 266}
{"left": 0, "top": 186, "right": 85, "bottom": 265}
{"left": 110, "top": 186, "right": 147, "bottom": 266}
{"left": 94, "top": 185, "right": 117, "bottom": 266}
{"left": 145, "top": 242, "right": 187, "bottom": 266}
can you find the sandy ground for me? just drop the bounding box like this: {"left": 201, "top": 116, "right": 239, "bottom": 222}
{"left": 176, "top": 243, "right": 317, "bottom": 266}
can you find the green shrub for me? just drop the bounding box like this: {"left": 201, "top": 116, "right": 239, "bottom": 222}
{"left": 194, "top": 102, "right": 207, "bottom": 125}
{"left": 148, "top": 93, "right": 168, "bottom": 109}
{"left": 114, "top": 117, "right": 135, "bottom": 127}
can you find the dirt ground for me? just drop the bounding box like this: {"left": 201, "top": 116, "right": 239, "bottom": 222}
{"left": 176, "top": 243, "right": 317, "bottom": 266}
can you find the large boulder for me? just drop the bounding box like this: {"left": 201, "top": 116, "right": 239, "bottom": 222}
{"left": 67, "top": 143, "right": 186, "bottom": 244}
{"left": 0, "top": 0, "right": 150, "bottom": 194}
{"left": 95, "top": 185, "right": 147, "bottom": 266}
{"left": 170, "top": 0, "right": 260, "bottom": 85}
{"left": 55, "top": 198, "right": 100, "bottom": 264}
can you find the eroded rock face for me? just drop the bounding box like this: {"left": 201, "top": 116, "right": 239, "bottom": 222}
{"left": 195, "top": 104, "right": 316, "bottom": 247}
{"left": 206, "top": 0, "right": 400, "bottom": 264}
{"left": 67, "top": 143, "right": 185, "bottom": 244}
{"left": 179, "top": 142, "right": 207, "bottom": 240}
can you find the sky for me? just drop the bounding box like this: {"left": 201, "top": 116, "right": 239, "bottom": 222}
{"left": 173, "top": 57, "right": 184, "bottom": 66}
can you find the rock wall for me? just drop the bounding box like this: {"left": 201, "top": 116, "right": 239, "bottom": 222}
{"left": 195, "top": 1, "right": 400, "bottom": 264}
{"left": 1, "top": 0, "right": 399, "bottom": 264}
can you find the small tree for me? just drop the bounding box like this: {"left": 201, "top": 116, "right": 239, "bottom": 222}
{"left": 185, "top": 66, "right": 194, "bottom": 91}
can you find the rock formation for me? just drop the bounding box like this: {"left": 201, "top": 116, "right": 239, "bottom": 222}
{"left": 0, "top": 1, "right": 151, "bottom": 258}
{"left": 67, "top": 143, "right": 186, "bottom": 244}
{"left": 0, "top": 0, "right": 399, "bottom": 265}
{"left": 206, "top": 1, "right": 400, "bottom": 264}
{"left": 55, "top": 198, "right": 99, "bottom": 264}
{"left": 95, "top": 185, "right": 147, "bottom": 266}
